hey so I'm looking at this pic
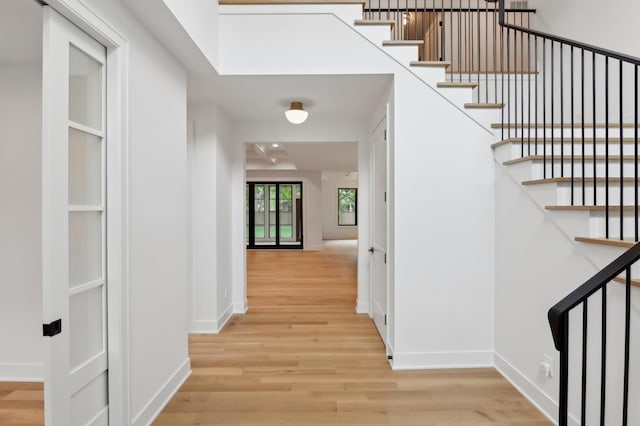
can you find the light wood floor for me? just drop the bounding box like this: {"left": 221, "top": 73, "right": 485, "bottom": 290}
{"left": 155, "top": 241, "right": 551, "bottom": 425}
{"left": 0, "top": 381, "right": 44, "bottom": 425}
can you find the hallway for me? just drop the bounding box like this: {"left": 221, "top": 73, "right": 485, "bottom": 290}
{"left": 155, "top": 241, "right": 550, "bottom": 425}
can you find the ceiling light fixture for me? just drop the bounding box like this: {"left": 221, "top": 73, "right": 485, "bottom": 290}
{"left": 285, "top": 101, "right": 309, "bottom": 124}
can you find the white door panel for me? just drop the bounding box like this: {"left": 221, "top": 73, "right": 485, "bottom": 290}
{"left": 42, "top": 7, "right": 108, "bottom": 425}
{"left": 370, "top": 116, "right": 388, "bottom": 345}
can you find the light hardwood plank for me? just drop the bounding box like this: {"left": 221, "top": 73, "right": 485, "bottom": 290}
{"left": 155, "top": 241, "right": 550, "bottom": 425}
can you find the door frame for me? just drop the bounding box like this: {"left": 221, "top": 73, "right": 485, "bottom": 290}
{"left": 42, "top": 1, "right": 130, "bottom": 423}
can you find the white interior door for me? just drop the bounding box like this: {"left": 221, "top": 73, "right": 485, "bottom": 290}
{"left": 42, "top": 7, "right": 109, "bottom": 425}
{"left": 370, "top": 117, "right": 388, "bottom": 345}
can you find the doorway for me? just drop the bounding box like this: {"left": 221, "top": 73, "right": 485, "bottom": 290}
{"left": 246, "top": 182, "right": 303, "bottom": 249}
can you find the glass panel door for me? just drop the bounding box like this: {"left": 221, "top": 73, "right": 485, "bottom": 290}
{"left": 42, "top": 7, "right": 108, "bottom": 425}
{"left": 246, "top": 182, "right": 303, "bottom": 249}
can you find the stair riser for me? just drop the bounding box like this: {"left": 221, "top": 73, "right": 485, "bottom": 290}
{"left": 530, "top": 161, "right": 638, "bottom": 180}
{"left": 588, "top": 212, "right": 639, "bottom": 240}
{"left": 498, "top": 128, "right": 639, "bottom": 139}
{"left": 410, "top": 67, "right": 447, "bottom": 85}
{"left": 557, "top": 183, "right": 640, "bottom": 206}
{"left": 354, "top": 26, "right": 391, "bottom": 46}
{"left": 436, "top": 87, "right": 473, "bottom": 105}
{"left": 508, "top": 143, "right": 639, "bottom": 159}
{"left": 382, "top": 45, "right": 420, "bottom": 65}
{"left": 464, "top": 107, "right": 503, "bottom": 128}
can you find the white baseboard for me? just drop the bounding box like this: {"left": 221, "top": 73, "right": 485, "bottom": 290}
{"left": 494, "top": 352, "right": 572, "bottom": 425}
{"left": 355, "top": 299, "right": 370, "bottom": 314}
{"left": 190, "top": 319, "right": 218, "bottom": 334}
{"left": 0, "top": 362, "right": 43, "bottom": 381}
{"left": 391, "top": 350, "right": 493, "bottom": 370}
{"left": 217, "top": 304, "right": 233, "bottom": 331}
{"left": 190, "top": 304, "right": 234, "bottom": 334}
{"left": 233, "top": 300, "right": 248, "bottom": 314}
{"left": 131, "top": 358, "right": 191, "bottom": 426}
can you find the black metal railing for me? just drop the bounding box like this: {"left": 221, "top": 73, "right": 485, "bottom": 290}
{"left": 363, "top": 0, "right": 535, "bottom": 103}
{"left": 548, "top": 243, "right": 639, "bottom": 426}
{"left": 496, "top": 0, "right": 640, "bottom": 242}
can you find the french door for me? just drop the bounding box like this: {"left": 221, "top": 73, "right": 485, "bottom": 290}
{"left": 246, "top": 182, "right": 303, "bottom": 249}
{"left": 42, "top": 7, "right": 109, "bottom": 425}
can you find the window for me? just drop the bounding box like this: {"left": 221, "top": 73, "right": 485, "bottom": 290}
{"left": 338, "top": 188, "right": 357, "bottom": 226}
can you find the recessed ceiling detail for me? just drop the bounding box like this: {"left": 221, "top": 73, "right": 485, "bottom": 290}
{"left": 246, "top": 142, "right": 358, "bottom": 172}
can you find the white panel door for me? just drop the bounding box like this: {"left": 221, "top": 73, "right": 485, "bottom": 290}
{"left": 370, "top": 118, "right": 388, "bottom": 345}
{"left": 42, "top": 7, "right": 109, "bottom": 426}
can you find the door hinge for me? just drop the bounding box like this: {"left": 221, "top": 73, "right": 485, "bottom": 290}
{"left": 383, "top": 129, "right": 387, "bottom": 141}
{"left": 384, "top": 314, "right": 387, "bottom": 325}
{"left": 384, "top": 253, "right": 387, "bottom": 264}
{"left": 384, "top": 191, "right": 387, "bottom": 202}
{"left": 43, "top": 319, "right": 62, "bottom": 337}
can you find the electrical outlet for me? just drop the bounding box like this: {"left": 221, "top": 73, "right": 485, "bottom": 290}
{"left": 541, "top": 354, "right": 553, "bottom": 378}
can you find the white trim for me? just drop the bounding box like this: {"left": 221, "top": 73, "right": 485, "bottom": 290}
{"left": 355, "top": 300, "right": 370, "bottom": 314}
{"left": 42, "top": 2, "right": 131, "bottom": 424}
{"left": 390, "top": 351, "right": 494, "bottom": 370}
{"left": 190, "top": 304, "right": 234, "bottom": 334}
{"left": 233, "top": 300, "right": 249, "bottom": 314}
{"left": 131, "top": 358, "right": 191, "bottom": 426}
{"left": 0, "top": 363, "right": 44, "bottom": 382}
{"left": 494, "top": 352, "right": 569, "bottom": 426}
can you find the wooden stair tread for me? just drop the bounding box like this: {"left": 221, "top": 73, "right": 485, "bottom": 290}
{"left": 492, "top": 122, "right": 639, "bottom": 129}
{"left": 383, "top": 40, "right": 424, "bottom": 46}
{"left": 448, "top": 70, "right": 539, "bottom": 75}
{"left": 464, "top": 103, "right": 504, "bottom": 109}
{"left": 522, "top": 177, "right": 636, "bottom": 185}
{"left": 612, "top": 276, "right": 640, "bottom": 287}
{"left": 437, "top": 82, "right": 478, "bottom": 89}
{"left": 410, "top": 61, "right": 451, "bottom": 68}
{"left": 354, "top": 19, "right": 395, "bottom": 27}
{"left": 575, "top": 236, "right": 637, "bottom": 249}
{"left": 504, "top": 154, "right": 637, "bottom": 165}
{"left": 546, "top": 205, "right": 640, "bottom": 211}
{"left": 221, "top": 0, "right": 365, "bottom": 3}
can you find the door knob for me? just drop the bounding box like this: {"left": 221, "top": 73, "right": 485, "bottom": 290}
{"left": 368, "top": 247, "right": 375, "bottom": 253}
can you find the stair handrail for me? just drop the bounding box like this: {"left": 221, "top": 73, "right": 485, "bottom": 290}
{"left": 547, "top": 242, "right": 640, "bottom": 425}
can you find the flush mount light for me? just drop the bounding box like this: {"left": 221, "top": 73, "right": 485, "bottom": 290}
{"left": 285, "top": 101, "right": 309, "bottom": 124}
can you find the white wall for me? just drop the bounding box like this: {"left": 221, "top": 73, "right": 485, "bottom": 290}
{"left": 188, "top": 103, "right": 235, "bottom": 334}
{"left": 71, "top": 1, "right": 191, "bottom": 424}
{"left": 162, "top": 0, "right": 220, "bottom": 69}
{"left": 219, "top": 7, "right": 496, "bottom": 368}
{"left": 321, "top": 172, "right": 358, "bottom": 240}
{"left": 247, "top": 170, "right": 324, "bottom": 250}
{"left": 531, "top": 0, "right": 640, "bottom": 58}
{"left": 0, "top": 65, "right": 43, "bottom": 381}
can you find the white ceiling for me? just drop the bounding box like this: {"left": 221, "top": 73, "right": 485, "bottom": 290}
{"left": 191, "top": 73, "right": 391, "bottom": 172}
{"left": 189, "top": 73, "right": 392, "bottom": 122}
{"left": 0, "top": 0, "right": 42, "bottom": 65}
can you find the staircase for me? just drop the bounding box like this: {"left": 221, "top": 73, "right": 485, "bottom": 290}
{"left": 219, "top": 0, "right": 638, "bottom": 423}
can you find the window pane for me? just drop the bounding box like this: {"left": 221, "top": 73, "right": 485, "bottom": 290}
{"left": 69, "top": 45, "right": 103, "bottom": 130}
{"left": 338, "top": 188, "right": 357, "bottom": 226}
{"left": 69, "top": 285, "right": 104, "bottom": 370}
{"left": 69, "top": 128, "right": 102, "bottom": 206}
{"left": 69, "top": 211, "right": 102, "bottom": 288}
